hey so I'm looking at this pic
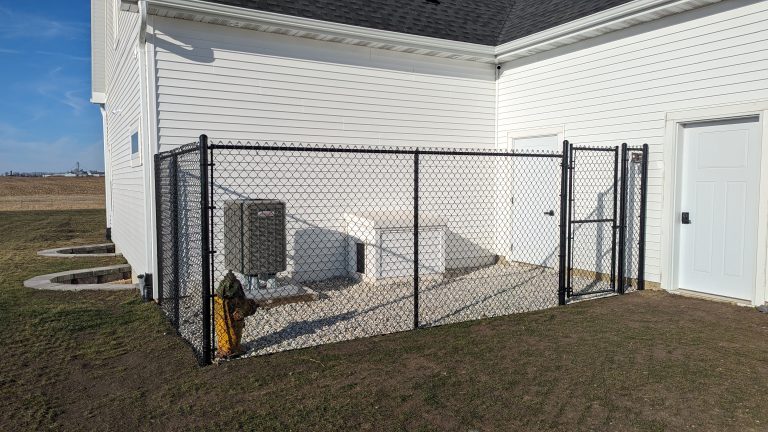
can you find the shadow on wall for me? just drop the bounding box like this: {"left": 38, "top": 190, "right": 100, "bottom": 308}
{"left": 152, "top": 16, "right": 495, "bottom": 80}
{"left": 290, "top": 226, "right": 498, "bottom": 284}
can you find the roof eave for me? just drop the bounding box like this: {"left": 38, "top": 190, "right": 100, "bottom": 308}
{"left": 129, "top": 0, "right": 497, "bottom": 63}
{"left": 495, "top": 0, "right": 723, "bottom": 62}
{"left": 123, "top": 0, "right": 723, "bottom": 64}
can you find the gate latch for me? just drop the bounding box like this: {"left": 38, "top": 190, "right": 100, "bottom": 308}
{"left": 682, "top": 212, "right": 691, "bottom": 224}
{"left": 544, "top": 210, "right": 555, "bottom": 217}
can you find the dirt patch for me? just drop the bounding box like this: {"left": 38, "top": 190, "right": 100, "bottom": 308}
{"left": 3, "top": 211, "right": 768, "bottom": 431}
{"left": 0, "top": 177, "right": 104, "bottom": 211}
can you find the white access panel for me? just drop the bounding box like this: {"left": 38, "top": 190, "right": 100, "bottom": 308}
{"left": 345, "top": 212, "right": 446, "bottom": 282}
{"left": 679, "top": 117, "right": 761, "bottom": 300}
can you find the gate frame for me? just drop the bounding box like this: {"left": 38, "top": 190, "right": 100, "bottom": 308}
{"left": 563, "top": 141, "right": 649, "bottom": 300}
{"left": 565, "top": 144, "right": 620, "bottom": 299}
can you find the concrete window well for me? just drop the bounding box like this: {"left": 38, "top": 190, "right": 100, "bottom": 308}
{"left": 37, "top": 243, "right": 120, "bottom": 258}
{"left": 24, "top": 265, "right": 135, "bottom": 292}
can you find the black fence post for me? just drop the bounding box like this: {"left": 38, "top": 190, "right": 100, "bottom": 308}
{"left": 154, "top": 154, "right": 164, "bottom": 306}
{"left": 610, "top": 146, "right": 619, "bottom": 292}
{"left": 413, "top": 149, "right": 420, "bottom": 328}
{"left": 199, "top": 134, "right": 212, "bottom": 365}
{"left": 617, "top": 143, "right": 629, "bottom": 295}
{"left": 207, "top": 138, "right": 216, "bottom": 355}
{"left": 170, "top": 155, "right": 180, "bottom": 329}
{"left": 566, "top": 144, "right": 575, "bottom": 297}
{"left": 637, "top": 143, "right": 649, "bottom": 290}
{"left": 558, "top": 140, "right": 570, "bottom": 306}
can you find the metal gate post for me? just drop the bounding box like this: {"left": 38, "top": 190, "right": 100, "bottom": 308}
{"left": 154, "top": 154, "right": 164, "bottom": 307}
{"left": 199, "top": 134, "right": 212, "bottom": 365}
{"left": 617, "top": 143, "right": 629, "bottom": 294}
{"left": 610, "top": 146, "right": 619, "bottom": 292}
{"left": 170, "top": 155, "right": 180, "bottom": 329}
{"left": 637, "top": 143, "right": 649, "bottom": 290}
{"left": 558, "top": 140, "right": 570, "bottom": 305}
{"left": 413, "top": 149, "right": 420, "bottom": 328}
{"left": 566, "top": 144, "right": 575, "bottom": 297}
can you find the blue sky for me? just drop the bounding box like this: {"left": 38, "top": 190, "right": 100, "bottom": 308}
{"left": 0, "top": 1, "right": 102, "bottom": 173}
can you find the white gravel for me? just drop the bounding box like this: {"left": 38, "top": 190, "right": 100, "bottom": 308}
{"left": 241, "top": 261, "right": 562, "bottom": 356}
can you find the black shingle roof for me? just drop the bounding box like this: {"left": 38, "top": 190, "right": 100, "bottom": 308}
{"left": 206, "top": 0, "right": 636, "bottom": 46}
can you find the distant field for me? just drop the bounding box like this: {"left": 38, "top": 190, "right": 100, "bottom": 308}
{"left": 0, "top": 177, "right": 105, "bottom": 211}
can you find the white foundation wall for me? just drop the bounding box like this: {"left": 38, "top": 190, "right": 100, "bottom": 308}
{"left": 150, "top": 17, "right": 503, "bottom": 281}
{"left": 104, "top": 0, "right": 147, "bottom": 276}
{"left": 497, "top": 0, "right": 768, "bottom": 285}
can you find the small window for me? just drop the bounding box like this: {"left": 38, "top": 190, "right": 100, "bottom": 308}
{"left": 130, "top": 130, "right": 141, "bottom": 165}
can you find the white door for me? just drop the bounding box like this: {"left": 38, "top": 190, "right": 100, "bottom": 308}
{"left": 679, "top": 117, "right": 761, "bottom": 300}
{"left": 509, "top": 134, "right": 561, "bottom": 267}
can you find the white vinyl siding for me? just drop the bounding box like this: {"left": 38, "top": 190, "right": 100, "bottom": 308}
{"left": 104, "top": 0, "right": 145, "bottom": 276}
{"left": 149, "top": 18, "right": 499, "bottom": 281}
{"left": 497, "top": 0, "right": 768, "bottom": 284}
{"left": 151, "top": 17, "right": 496, "bottom": 150}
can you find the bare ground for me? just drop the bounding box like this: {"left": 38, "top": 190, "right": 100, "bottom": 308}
{"left": 0, "top": 177, "right": 104, "bottom": 211}
{"left": 2, "top": 210, "right": 768, "bottom": 431}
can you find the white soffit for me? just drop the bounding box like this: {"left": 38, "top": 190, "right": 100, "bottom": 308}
{"left": 123, "top": 0, "right": 724, "bottom": 64}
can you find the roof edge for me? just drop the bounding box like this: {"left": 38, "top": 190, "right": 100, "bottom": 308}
{"left": 124, "top": 0, "right": 721, "bottom": 64}
{"left": 136, "top": 0, "right": 497, "bottom": 62}
{"left": 495, "top": 0, "right": 722, "bottom": 62}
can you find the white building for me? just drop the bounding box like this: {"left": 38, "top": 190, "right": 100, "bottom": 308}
{"left": 92, "top": 0, "right": 768, "bottom": 305}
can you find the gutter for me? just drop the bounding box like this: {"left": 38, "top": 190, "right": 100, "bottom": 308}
{"left": 494, "top": 0, "right": 721, "bottom": 62}
{"left": 122, "top": 0, "right": 496, "bottom": 61}
{"left": 120, "top": 0, "right": 717, "bottom": 63}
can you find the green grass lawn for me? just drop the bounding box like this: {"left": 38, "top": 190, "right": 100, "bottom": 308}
{"left": 2, "top": 210, "right": 768, "bottom": 431}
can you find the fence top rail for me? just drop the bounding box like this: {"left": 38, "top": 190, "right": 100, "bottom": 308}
{"left": 571, "top": 145, "right": 618, "bottom": 152}
{"left": 156, "top": 141, "right": 200, "bottom": 160}
{"left": 204, "top": 141, "right": 563, "bottom": 158}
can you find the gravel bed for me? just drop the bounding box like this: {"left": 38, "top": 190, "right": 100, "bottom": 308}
{"left": 241, "top": 261, "right": 560, "bottom": 356}
{"left": 163, "top": 262, "right": 611, "bottom": 360}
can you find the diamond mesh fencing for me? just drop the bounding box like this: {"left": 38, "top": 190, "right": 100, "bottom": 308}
{"left": 621, "top": 145, "right": 649, "bottom": 293}
{"left": 567, "top": 147, "right": 618, "bottom": 298}
{"left": 154, "top": 142, "right": 209, "bottom": 364}
{"left": 153, "top": 137, "right": 649, "bottom": 365}
{"left": 209, "top": 143, "right": 416, "bottom": 357}
{"left": 418, "top": 152, "right": 562, "bottom": 326}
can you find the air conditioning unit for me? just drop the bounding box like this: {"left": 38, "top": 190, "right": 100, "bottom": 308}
{"left": 223, "top": 199, "right": 287, "bottom": 275}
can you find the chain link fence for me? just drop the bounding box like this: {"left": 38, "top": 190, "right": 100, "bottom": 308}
{"left": 621, "top": 145, "right": 650, "bottom": 293}
{"left": 154, "top": 137, "right": 648, "bottom": 365}
{"left": 154, "top": 143, "right": 209, "bottom": 364}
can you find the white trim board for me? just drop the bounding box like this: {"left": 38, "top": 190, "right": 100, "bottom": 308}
{"left": 661, "top": 102, "right": 768, "bottom": 305}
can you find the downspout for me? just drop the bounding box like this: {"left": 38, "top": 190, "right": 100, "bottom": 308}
{"left": 494, "top": 63, "right": 501, "bottom": 149}
{"left": 100, "top": 104, "right": 113, "bottom": 240}
{"left": 137, "top": 0, "right": 158, "bottom": 295}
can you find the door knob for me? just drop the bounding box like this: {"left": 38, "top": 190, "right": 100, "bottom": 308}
{"left": 544, "top": 210, "right": 555, "bottom": 216}
{"left": 682, "top": 212, "right": 692, "bottom": 224}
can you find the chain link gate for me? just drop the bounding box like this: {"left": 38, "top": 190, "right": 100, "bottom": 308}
{"left": 155, "top": 137, "right": 648, "bottom": 365}
{"left": 560, "top": 142, "right": 649, "bottom": 302}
